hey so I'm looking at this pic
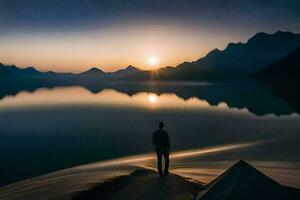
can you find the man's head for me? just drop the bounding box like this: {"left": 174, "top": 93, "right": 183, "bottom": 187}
{"left": 158, "top": 122, "right": 164, "bottom": 129}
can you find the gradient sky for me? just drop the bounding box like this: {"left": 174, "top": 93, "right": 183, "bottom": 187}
{"left": 0, "top": 0, "right": 299, "bottom": 72}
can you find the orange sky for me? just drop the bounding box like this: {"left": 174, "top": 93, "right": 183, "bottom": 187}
{"left": 0, "top": 24, "right": 247, "bottom": 73}
{"left": 0, "top": 0, "right": 299, "bottom": 73}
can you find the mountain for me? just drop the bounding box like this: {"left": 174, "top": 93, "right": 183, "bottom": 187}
{"left": 0, "top": 63, "right": 42, "bottom": 78}
{"left": 120, "top": 31, "right": 300, "bottom": 80}
{"left": 110, "top": 65, "right": 140, "bottom": 77}
{"left": 255, "top": 46, "right": 300, "bottom": 112}
{"left": 0, "top": 63, "right": 139, "bottom": 81}
{"left": 256, "top": 46, "right": 300, "bottom": 80}
{"left": 0, "top": 63, "right": 75, "bottom": 79}
{"left": 77, "top": 67, "right": 105, "bottom": 78}
{"left": 1, "top": 31, "right": 300, "bottom": 81}
{"left": 197, "top": 160, "right": 300, "bottom": 200}
{"left": 184, "top": 31, "right": 300, "bottom": 74}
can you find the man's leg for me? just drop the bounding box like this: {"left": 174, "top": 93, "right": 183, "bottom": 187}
{"left": 163, "top": 151, "right": 169, "bottom": 175}
{"left": 156, "top": 151, "right": 163, "bottom": 176}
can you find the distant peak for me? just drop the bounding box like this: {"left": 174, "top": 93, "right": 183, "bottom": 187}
{"left": 126, "top": 65, "right": 138, "bottom": 70}
{"left": 248, "top": 31, "right": 299, "bottom": 44}
{"left": 254, "top": 31, "right": 268, "bottom": 37}
{"left": 85, "top": 67, "right": 104, "bottom": 73}
{"left": 79, "top": 67, "right": 105, "bottom": 75}
{"left": 211, "top": 48, "right": 221, "bottom": 53}
{"left": 204, "top": 48, "right": 221, "bottom": 58}
{"left": 25, "top": 66, "right": 37, "bottom": 71}
{"left": 176, "top": 61, "right": 192, "bottom": 68}
{"left": 226, "top": 42, "right": 237, "bottom": 49}
{"left": 163, "top": 66, "right": 174, "bottom": 70}
{"left": 274, "top": 30, "right": 293, "bottom": 35}
{"left": 88, "top": 67, "right": 102, "bottom": 71}
{"left": 248, "top": 32, "right": 269, "bottom": 42}
{"left": 46, "top": 70, "right": 55, "bottom": 74}
{"left": 180, "top": 61, "right": 191, "bottom": 65}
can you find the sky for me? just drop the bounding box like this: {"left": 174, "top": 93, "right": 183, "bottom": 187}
{"left": 0, "top": 0, "right": 299, "bottom": 72}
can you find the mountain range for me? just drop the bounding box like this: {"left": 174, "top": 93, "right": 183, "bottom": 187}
{"left": 190, "top": 31, "right": 300, "bottom": 73}
{"left": 1, "top": 31, "right": 300, "bottom": 81}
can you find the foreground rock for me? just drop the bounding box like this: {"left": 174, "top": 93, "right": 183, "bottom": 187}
{"left": 198, "top": 160, "right": 300, "bottom": 200}
{"left": 72, "top": 170, "right": 202, "bottom": 200}
{"left": 72, "top": 160, "right": 300, "bottom": 200}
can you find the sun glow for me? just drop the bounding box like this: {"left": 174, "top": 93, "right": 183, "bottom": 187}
{"left": 147, "top": 56, "right": 159, "bottom": 67}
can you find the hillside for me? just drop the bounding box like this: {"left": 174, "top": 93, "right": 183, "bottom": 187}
{"left": 186, "top": 31, "right": 300, "bottom": 73}
{"left": 256, "top": 46, "right": 300, "bottom": 112}
{"left": 122, "top": 31, "right": 300, "bottom": 80}
{"left": 257, "top": 46, "right": 300, "bottom": 80}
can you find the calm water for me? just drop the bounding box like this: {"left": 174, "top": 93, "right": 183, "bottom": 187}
{"left": 0, "top": 82, "right": 300, "bottom": 190}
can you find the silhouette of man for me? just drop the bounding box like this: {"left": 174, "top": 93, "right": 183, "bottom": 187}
{"left": 152, "top": 122, "right": 170, "bottom": 176}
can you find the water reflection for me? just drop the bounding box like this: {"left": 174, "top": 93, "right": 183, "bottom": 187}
{"left": 147, "top": 94, "right": 157, "bottom": 104}
{"left": 0, "top": 81, "right": 297, "bottom": 116}
{"left": 0, "top": 87, "right": 213, "bottom": 110}
{"left": 0, "top": 87, "right": 237, "bottom": 113}
{"left": 0, "top": 84, "right": 299, "bottom": 189}
{"left": 0, "top": 86, "right": 293, "bottom": 116}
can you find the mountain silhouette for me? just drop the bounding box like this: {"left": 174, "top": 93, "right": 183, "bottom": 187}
{"left": 109, "top": 65, "right": 140, "bottom": 77}
{"left": 207, "top": 31, "right": 300, "bottom": 73}
{"left": 1, "top": 31, "right": 300, "bottom": 81}
{"left": 77, "top": 67, "right": 105, "bottom": 78}
{"left": 256, "top": 46, "right": 300, "bottom": 112}
{"left": 120, "top": 31, "right": 300, "bottom": 80}
{"left": 0, "top": 82, "right": 296, "bottom": 116}
{"left": 0, "top": 63, "right": 42, "bottom": 78}
{"left": 176, "top": 31, "right": 300, "bottom": 74}
{"left": 198, "top": 160, "right": 300, "bottom": 200}
{"left": 257, "top": 46, "right": 300, "bottom": 80}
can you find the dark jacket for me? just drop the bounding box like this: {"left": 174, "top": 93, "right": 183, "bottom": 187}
{"left": 152, "top": 129, "right": 170, "bottom": 152}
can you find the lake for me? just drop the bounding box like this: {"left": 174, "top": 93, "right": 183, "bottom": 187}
{"left": 0, "top": 81, "right": 300, "bottom": 192}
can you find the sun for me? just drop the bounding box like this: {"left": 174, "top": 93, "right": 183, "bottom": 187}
{"left": 148, "top": 56, "right": 159, "bottom": 67}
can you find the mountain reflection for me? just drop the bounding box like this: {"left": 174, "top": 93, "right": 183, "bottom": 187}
{"left": 0, "top": 82, "right": 296, "bottom": 116}
{"left": 0, "top": 87, "right": 227, "bottom": 111}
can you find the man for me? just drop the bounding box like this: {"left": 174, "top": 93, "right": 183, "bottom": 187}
{"left": 152, "top": 122, "right": 170, "bottom": 176}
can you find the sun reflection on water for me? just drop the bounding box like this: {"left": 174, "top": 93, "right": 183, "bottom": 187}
{"left": 147, "top": 94, "right": 157, "bottom": 104}
{"left": 0, "top": 86, "right": 227, "bottom": 111}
